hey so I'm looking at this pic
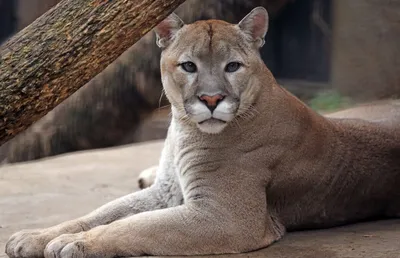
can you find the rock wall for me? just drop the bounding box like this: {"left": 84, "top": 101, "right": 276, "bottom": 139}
{"left": 331, "top": 0, "right": 400, "bottom": 100}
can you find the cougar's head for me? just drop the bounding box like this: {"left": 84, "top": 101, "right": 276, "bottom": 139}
{"left": 154, "top": 7, "right": 269, "bottom": 134}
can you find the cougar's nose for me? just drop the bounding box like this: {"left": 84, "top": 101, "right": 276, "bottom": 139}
{"left": 199, "top": 94, "right": 225, "bottom": 112}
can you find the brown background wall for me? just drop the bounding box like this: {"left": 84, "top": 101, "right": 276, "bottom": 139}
{"left": 331, "top": 0, "right": 400, "bottom": 101}
{"left": 16, "top": 0, "right": 60, "bottom": 30}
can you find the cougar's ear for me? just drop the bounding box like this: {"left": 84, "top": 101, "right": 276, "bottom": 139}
{"left": 238, "top": 7, "right": 269, "bottom": 48}
{"left": 154, "top": 13, "right": 185, "bottom": 49}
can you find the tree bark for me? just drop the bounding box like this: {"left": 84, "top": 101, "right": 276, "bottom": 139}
{"left": 0, "top": 0, "right": 185, "bottom": 145}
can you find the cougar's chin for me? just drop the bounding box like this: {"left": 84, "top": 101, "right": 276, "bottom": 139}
{"left": 197, "top": 118, "right": 228, "bottom": 134}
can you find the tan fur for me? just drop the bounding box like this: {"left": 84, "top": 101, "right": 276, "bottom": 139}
{"left": 5, "top": 8, "right": 400, "bottom": 258}
{"left": 138, "top": 99, "right": 400, "bottom": 188}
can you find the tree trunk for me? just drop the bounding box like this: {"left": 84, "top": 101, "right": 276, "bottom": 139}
{"left": 0, "top": 40, "right": 164, "bottom": 163}
{"left": 0, "top": 0, "right": 185, "bottom": 145}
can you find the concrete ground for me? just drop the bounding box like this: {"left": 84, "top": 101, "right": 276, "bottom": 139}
{"left": 0, "top": 140, "right": 399, "bottom": 258}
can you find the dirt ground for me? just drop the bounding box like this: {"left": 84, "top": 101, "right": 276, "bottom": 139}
{"left": 0, "top": 140, "right": 399, "bottom": 258}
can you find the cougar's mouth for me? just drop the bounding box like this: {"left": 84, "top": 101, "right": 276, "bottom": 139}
{"left": 198, "top": 118, "right": 227, "bottom": 125}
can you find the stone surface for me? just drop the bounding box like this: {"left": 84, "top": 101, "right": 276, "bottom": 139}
{"left": 0, "top": 140, "right": 399, "bottom": 258}
{"left": 332, "top": 0, "right": 400, "bottom": 100}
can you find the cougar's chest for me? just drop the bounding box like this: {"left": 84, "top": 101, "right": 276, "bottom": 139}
{"left": 173, "top": 135, "right": 227, "bottom": 176}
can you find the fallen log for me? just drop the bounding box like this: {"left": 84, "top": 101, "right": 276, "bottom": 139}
{"left": 0, "top": 0, "right": 186, "bottom": 145}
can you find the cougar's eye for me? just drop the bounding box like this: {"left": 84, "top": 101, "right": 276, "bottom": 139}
{"left": 180, "top": 62, "right": 197, "bottom": 73}
{"left": 225, "top": 62, "right": 241, "bottom": 73}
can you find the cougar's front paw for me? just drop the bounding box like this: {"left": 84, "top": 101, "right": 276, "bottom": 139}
{"left": 44, "top": 233, "right": 86, "bottom": 258}
{"left": 137, "top": 165, "right": 158, "bottom": 189}
{"left": 44, "top": 232, "right": 106, "bottom": 258}
{"left": 5, "top": 229, "right": 54, "bottom": 258}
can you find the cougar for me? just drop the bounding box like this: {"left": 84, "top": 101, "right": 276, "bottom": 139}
{"left": 5, "top": 7, "right": 400, "bottom": 258}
